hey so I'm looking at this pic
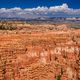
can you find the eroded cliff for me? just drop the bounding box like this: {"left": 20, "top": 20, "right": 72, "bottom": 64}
{"left": 0, "top": 23, "right": 80, "bottom": 80}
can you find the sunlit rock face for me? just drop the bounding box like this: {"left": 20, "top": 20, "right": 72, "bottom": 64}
{"left": 0, "top": 29, "right": 80, "bottom": 80}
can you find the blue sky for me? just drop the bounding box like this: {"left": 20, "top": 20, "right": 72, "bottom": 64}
{"left": 0, "top": 0, "right": 80, "bottom": 9}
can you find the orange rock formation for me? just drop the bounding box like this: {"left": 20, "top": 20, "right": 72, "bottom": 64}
{"left": 0, "top": 23, "right": 80, "bottom": 80}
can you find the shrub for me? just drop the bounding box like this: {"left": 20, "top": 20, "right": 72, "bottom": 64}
{"left": 0, "top": 25, "right": 17, "bottom": 30}
{"left": 56, "top": 75, "right": 61, "bottom": 80}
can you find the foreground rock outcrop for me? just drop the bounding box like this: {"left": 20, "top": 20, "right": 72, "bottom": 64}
{"left": 0, "top": 24, "right": 80, "bottom": 80}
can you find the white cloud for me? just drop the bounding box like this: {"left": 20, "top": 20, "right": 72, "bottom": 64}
{"left": 0, "top": 3, "right": 80, "bottom": 19}
{"left": 49, "top": 3, "right": 68, "bottom": 12}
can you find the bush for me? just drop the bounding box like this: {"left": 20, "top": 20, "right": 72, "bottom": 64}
{"left": 0, "top": 25, "right": 17, "bottom": 30}
{"left": 56, "top": 75, "right": 61, "bottom": 80}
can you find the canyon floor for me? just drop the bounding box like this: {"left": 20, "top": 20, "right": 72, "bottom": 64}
{"left": 0, "top": 21, "right": 80, "bottom": 80}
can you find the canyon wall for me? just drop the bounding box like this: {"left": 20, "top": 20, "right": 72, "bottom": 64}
{"left": 0, "top": 30, "right": 80, "bottom": 80}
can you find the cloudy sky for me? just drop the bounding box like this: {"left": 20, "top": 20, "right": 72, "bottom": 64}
{"left": 0, "top": 0, "right": 80, "bottom": 18}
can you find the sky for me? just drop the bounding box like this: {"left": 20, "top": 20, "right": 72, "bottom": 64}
{"left": 0, "top": 0, "right": 80, "bottom": 18}
{"left": 0, "top": 0, "right": 80, "bottom": 9}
